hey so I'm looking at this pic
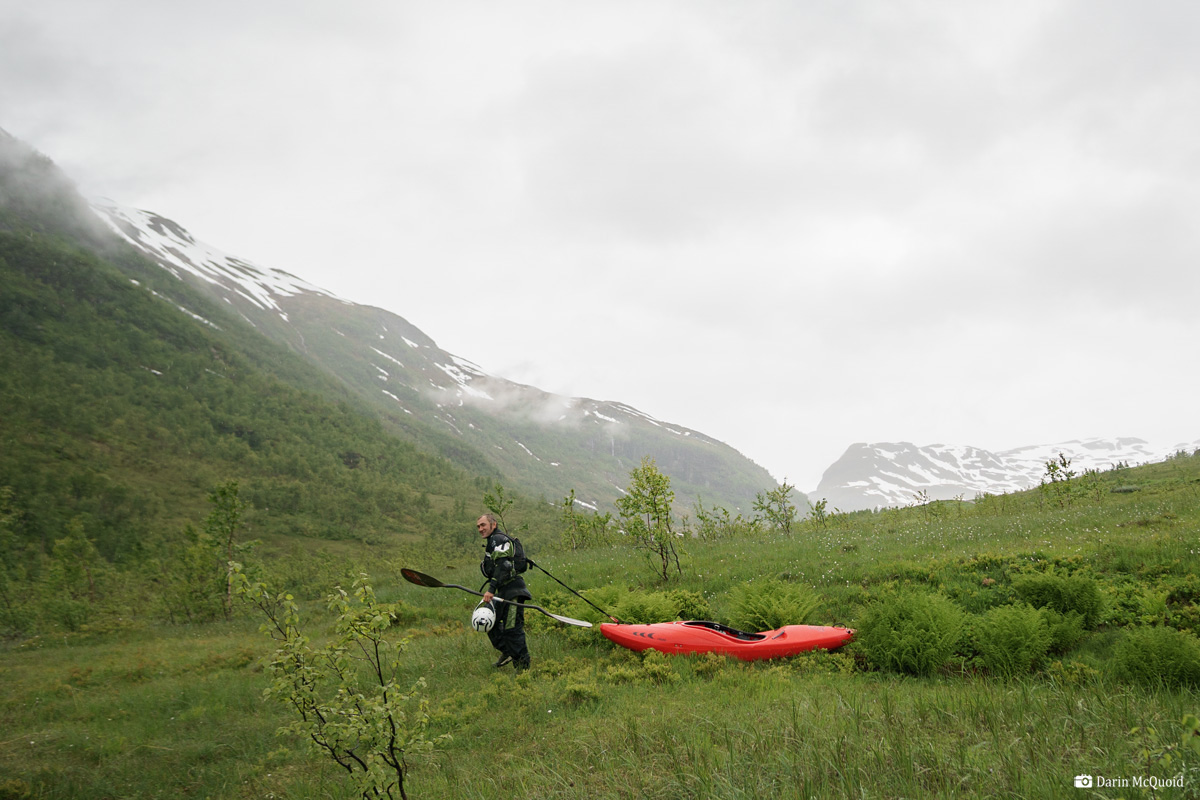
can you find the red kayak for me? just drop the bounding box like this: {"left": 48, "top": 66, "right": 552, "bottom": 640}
{"left": 600, "top": 620, "right": 855, "bottom": 661}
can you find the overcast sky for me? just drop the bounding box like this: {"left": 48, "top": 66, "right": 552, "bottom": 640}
{"left": 4, "top": 1, "right": 1198, "bottom": 491}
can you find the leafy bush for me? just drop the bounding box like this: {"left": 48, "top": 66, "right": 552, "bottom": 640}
{"left": 562, "top": 681, "right": 601, "bottom": 707}
{"left": 854, "top": 591, "right": 965, "bottom": 676}
{"left": 614, "top": 591, "right": 679, "bottom": 624}
{"left": 236, "top": 571, "right": 448, "bottom": 800}
{"left": 1013, "top": 573, "right": 1103, "bottom": 628}
{"left": 1113, "top": 626, "right": 1200, "bottom": 688}
{"left": 568, "top": 585, "right": 626, "bottom": 624}
{"left": 0, "top": 778, "right": 33, "bottom": 800}
{"left": 639, "top": 650, "right": 681, "bottom": 684}
{"left": 1044, "top": 659, "right": 1101, "bottom": 687}
{"left": 727, "top": 578, "right": 820, "bottom": 631}
{"left": 604, "top": 650, "right": 680, "bottom": 684}
{"left": 688, "top": 651, "right": 731, "bottom": 679}
{"left": 788, "top": 649, "right": 857, "bottom": 676}
{"left": 1042, "top": 609, "right": 1087, "bottom": 654}
{"left": 666, "top": 589, "right": 711, "bottom": 621}
{"left": 974, "top": 604, "right": 1052, "bottom": 678}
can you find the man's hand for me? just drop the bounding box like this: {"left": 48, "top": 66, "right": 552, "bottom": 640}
{"left": 483, "top": 591, "right": 494, "bottom": 604}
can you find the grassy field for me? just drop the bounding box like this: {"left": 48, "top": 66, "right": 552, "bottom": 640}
{"left": 3, "top": 453, "right": 1199, "bottom": 799}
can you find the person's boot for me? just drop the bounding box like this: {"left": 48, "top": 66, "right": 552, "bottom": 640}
{"left": 493, "top": 654, "right": 513, "bottom": 668}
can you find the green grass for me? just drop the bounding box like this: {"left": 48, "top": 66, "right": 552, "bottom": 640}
{"left": 0, "top": 623, "right": 303, "bottom": 799}
{"left": 4, "top": 453, "right": 1200, "bottom": 798}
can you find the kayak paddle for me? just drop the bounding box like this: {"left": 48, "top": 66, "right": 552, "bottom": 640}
{"left": 527, "top": 558, "right": 621, "bottom": 623}
{"left": 400, "top": 568, "right": 592, "bottom": 628}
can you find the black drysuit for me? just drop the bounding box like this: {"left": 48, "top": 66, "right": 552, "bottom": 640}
{"left": 481, "top": 530, "right": 531, "bottom": 669}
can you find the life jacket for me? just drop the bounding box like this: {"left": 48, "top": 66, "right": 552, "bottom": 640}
{"left": 481, "top": 530, "right": 529, "bottom": 592}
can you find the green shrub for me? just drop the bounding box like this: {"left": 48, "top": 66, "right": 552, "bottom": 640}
{"left": 728, "top": 578, "right": 819, "bottom": 631}
{"left": 1044, "top": 659, "right": 1101, "bottom": 687}
{"left": 569, "top": 585, "right": 626, "bottom": 624}
{"left": 1042, "top": 609, "right": 1087, "bottom": 654}
{"left": 567, "top": 587, "right": 708, "bottom": 625}
{"left": 974, "top": 604, "right": 1052, "bottom": 678}
{"left": 0, "top": 779, "right": 33, "bottom": 800}
{"left": 639, "top": 650, "right": 681, "bottom": 683}
{"left": 41, "top": 595, "right": 91, "bottom": 632}
{"left": 788, "top": 649, "right": 857, "bottom": 676}
{"left": 1113, "top": 626, "right": 1200, "bottom": 688}
{"left": 603, "top": 650, "right": 680, "bottom": 684}
{"left": 688, "top": 651, "right": 731, "bottom": 679}
{"left": 562, "top": 681, "right": 601, "bottom": 707}
{"left": 614, "top": 591, "right": 679, "bottom": 624}
{"left": 854, "top": 591, "right": 965, "bottom": 676}
{"left": 1013, "top": 573, "right": 1103, "bottom": 628}
{"left": 666, "top": 589, "right": 711, "bottom": 621}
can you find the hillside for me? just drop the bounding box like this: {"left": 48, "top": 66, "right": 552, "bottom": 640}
{"left": 0, "top": 130, "right": 507, "bottom": 559}
{"left": 90, "top": 199, "right": 779, "bottom": 513}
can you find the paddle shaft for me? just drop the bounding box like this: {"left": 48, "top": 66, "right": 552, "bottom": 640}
{"left": 400, "top": 569, "right": 591, "bottom": 628}
{"left": 528, "top": 559, "right": 621, "bottom": 623}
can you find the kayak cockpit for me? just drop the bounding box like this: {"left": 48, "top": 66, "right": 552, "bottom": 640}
{"left": 680, "top": 620, "right": 766, "bottom": 641}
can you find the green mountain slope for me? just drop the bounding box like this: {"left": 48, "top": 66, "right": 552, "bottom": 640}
{"left": 91, "top": 200, "right": 783, "bottom": 513}
{"left": 1, "top": 125, "right": 786, "bottom": 578}
{"left": 0, "top": 131, "right": 502, "bottom": 559}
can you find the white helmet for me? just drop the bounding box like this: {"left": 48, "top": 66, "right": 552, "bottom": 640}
{"left": 471, "top": 604, "right": 496, "bottom": 632}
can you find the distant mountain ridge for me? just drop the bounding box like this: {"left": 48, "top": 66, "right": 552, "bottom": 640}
{"left": 90, "top": 199, "right": 778, "bottom": 511}
{"left": 814, "top": 437, "right": 1200, "bottom": 511}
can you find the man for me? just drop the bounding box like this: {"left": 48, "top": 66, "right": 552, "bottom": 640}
{"left": 477, "top": 514, "right": 532, "bottom": 671}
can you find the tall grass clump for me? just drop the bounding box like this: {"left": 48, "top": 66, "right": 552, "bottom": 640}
{"left": 854, "top": 591, "right": 965, "bottom": 676}
{"left": 972, "top": 604, "right": 1052, "bottom": 678}
{"left": 1113, "top": 626, "right": 1200, "bottom": 688}
{"left": 727, "top": 578, "right": 819, "bottom": 631}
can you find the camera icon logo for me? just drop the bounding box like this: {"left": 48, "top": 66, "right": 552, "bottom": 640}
{"left": 1074, "top": 775, "right": 1094, "bottom": 788}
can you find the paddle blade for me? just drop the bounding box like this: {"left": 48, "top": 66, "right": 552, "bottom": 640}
{"left": 545, "top": 611, "right": 592, "bottom": 628}
{"left": 400, "top": 568, "right": 444, "bottom": 588}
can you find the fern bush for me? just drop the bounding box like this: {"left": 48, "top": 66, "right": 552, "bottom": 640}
{"left": 727, "top": 578, "right": 819, "bottom": 631}
{"left": 567, "top": 587, "right": 709, "bottom": 625}
{"left": 1013, "top": 573, "right": 1103, "bottom": 627}
{"left": 1113, "top": 626, "right": 1200, "bottom": 688}
{"left": 614, "top": 591, "right": 680, "bottom": 624}
{"left": 567, "top": 585, "right": 626, "bottom": 624}
{"left": 1042, "top": 608, "right": 1087, "bottom": 654}
{"left": 974, "top": 604, "right": 1052, "bottom": 678}
{"left": 854, "top": 591, "right": 965, "bottom": 676}
{"left": 666, "top": 589, "right": 711, "bottom": 621}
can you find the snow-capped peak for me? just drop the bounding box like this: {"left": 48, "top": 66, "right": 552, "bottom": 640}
{"left": 814, "top": 437, "right": 1200, "bottom": 511}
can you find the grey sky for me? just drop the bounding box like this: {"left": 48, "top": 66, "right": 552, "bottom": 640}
{"left": 4, "top": 1, "right": 1197, "bottom": 490}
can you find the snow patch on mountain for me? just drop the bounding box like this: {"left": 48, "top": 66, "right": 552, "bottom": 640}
{"left": 91, "top": 199, "right": 345, "bottom": 316}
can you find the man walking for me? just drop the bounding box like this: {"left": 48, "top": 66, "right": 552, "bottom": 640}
{"left": 478, "top": 514, "right": 531, "bottom": 671}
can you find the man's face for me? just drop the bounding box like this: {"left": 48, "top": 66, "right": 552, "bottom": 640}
{"left": 477, "top": 517, "right": 496, "bottom": 537}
